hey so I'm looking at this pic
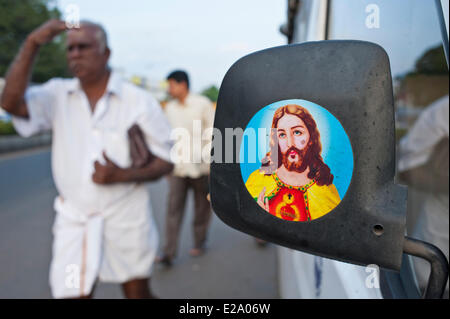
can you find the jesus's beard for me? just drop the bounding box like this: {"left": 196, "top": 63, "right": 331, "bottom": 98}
{"left": 282, "top": 146, "right": 309, "bottom": 173}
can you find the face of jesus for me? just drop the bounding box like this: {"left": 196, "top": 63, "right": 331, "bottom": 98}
{"left": 276, "top": 114, "right": 310, "bottom": 169}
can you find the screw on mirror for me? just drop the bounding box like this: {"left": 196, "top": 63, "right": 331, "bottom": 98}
{"left": 373, "top": 224, "right": 384, "bottom": 236}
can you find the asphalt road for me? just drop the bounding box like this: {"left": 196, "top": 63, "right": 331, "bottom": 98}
{"left": 0, "top": 147, "right": 278, "bottom": 299}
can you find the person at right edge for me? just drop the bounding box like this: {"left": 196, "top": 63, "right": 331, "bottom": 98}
{"left": 398, "top": 95, "right": 449, "bottom": 298}
{"left": 157, "top": 70, "right": 215, "bottom": 266}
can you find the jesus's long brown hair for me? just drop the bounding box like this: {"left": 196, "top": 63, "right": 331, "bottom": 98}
{"left": 260, "top": 104, "right": 334, "bottom": 186}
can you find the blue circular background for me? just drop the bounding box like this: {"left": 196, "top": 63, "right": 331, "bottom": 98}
{"left": 239, "top": 99, "right": 354, "bottom": 200}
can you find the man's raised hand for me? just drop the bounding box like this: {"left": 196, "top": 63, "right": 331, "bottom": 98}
{"left": 28, "top": 19, "right": 67, "bottom": 46}
{"left": 1, "top": 20, "right": 68, "bottom": 119}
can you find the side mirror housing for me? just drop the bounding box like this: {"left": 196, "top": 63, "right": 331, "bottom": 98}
{"left": 210, "top": 40, "right": 407, "bottom": 271}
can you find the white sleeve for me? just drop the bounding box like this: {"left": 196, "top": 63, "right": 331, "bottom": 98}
{"left": 398, "top": 95, "right": 449, "bottom": 172}
{"left": 202, "top": 98, "right": 216, "bottom": 130}
{"left": 11, "top": 79, "right": 58, "bottom": 138}
{"left": 136, "top": 94, "right": 174, "bottom": 163}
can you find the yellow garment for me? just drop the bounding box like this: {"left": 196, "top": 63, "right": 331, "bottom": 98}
{"left": 245, "top": 169, "right": 341, "bottom": 220}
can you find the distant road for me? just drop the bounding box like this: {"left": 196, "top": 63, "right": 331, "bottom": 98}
{"left": 0, "top": 148, "right": 278, "bottom": 299}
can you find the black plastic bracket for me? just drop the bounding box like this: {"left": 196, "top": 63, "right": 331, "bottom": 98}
{"left": 403, "top": 236, "right": 449, "bottom": 299}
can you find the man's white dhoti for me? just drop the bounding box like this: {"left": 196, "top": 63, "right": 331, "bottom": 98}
{"left": 50, "top": 186, "right": 158, "bottom": 298}
{"left": 11, "top": 72, "right": 173, "bottom": 298}
{"left": 50, "top": 196, "right": 104, "bottom": 298}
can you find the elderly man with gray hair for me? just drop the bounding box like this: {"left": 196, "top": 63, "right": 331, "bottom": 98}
{"left": 0, "top": 19, "right": 174, "bottom": 298}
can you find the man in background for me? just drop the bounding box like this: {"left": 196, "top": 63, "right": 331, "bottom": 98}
{"left": 0, "top": 19, "right": 173, "bottom": 298}
{"left": 157, "top": 70, "right": 215, "bottom": 266}
{"left": 398, "top": 95, "right": 449, "bottom": 297}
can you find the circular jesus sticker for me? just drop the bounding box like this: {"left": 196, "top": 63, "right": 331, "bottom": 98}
{"left": 240, "top": 99, "right": 354, "bottom": 222}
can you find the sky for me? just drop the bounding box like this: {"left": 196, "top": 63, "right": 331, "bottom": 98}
{"left": 55, "top": 0, "right": 287, "bottom": 93}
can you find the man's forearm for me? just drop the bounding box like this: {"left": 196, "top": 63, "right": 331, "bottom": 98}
{"left": 119, "top": 158, "right": 174, "bottom": 183}
{"left": 399, "top": 167, "right": 449, "bottom": 194}
{"left": 1, "top": 36, "right": 41, "bottom": 117}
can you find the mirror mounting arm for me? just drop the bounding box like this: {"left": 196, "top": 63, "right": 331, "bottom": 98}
{"left": 403, "top": 236, "right": 449, "bottom": 299}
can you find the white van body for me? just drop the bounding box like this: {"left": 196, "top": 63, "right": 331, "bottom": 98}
{"left": 278, "top": 0, "right": 449, "bottom": 299}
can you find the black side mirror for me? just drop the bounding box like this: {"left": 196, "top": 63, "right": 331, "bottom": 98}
{"left": 210, "top": 40, "right": 407, "bottom": 271}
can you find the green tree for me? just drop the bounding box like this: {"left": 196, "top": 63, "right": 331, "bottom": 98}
{"left": 414, "top": 45, "right": 447, "bottom": 75}
{"left": 0, "top": 0, "right": 69, "bottom": 83}
{"left": 201, "top": 85, "right": 219, "bottom": 102}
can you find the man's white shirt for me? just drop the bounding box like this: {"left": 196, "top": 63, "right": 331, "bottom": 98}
{"left": 164, "top": 93, "right": 215, "bottom": 178}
